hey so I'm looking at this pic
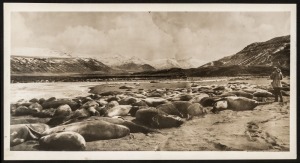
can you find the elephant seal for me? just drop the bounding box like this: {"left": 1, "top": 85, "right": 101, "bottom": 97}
{"left": 253, "top": 91, "right": 274, "bottom": 97}
{"left": 142, "top": 98, "right": 168, "bottom": 107}
{"left": 62, "top": 116, "right": 158, "bottom": 134}
{"left": 105, "top": 105, "right": 132, "bottom": 117}
{"left": 54, "top": 104, "right": 72, "bottom": 117}
{"left": 212, "top": 97, "right": 270, "bottom": 113}
{"left": 81, "top": 100, "right": 99, "bottom": 109}
{"left": 156, "top": 103, "right": 183, "bottom": 117}
{"left": 186, "top": 103, "right": 207, "bottom": 120}
{"left": 39, "top": 131, "right": 86, "bottom": 151}
{"left": 14, "top": 105, "right": 40, "bottom": 116}
{"left": 190, "top": 93, "right": 210, "bottom": 103}
{"left": 42, "top": 98, "right": 78, "bottom": 110}
{"left": 199, "top": 97, "right": 217, "bottom": 107}
{"left": 28, "top": 120, "right": 130, "bottom": 141}
{"left": 172, "top": 101, "right": 192, "bottom": 118}
{"left": 10, "top": 123, "right": 49, "bottom": 147}
{"left": 33, "top": 108, "right": 56, "bottom": 118}
{"left": 222, "top": 91, "right": 253, "bottom": 99}
{"left": 135, "top": 108, "right": 184, "bottom": 128}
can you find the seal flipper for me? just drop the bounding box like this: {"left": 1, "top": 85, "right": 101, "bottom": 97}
{"left": 25, "top": 125, "right": 42, "bottom": 140}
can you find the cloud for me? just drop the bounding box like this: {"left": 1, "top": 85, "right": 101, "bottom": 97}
{"left": 11, "top": 12, "right": 290, "bottom": 63}
{"left": 11, "top": 13, "right": 33, "bottom": 48}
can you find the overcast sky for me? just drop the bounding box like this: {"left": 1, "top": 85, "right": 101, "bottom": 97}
{"left": 11, "top": 12, "right": 290, "bottom": 62}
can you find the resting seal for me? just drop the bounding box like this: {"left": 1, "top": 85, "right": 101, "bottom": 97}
{"left": 39, "top": 131, "right": 86, "bottom": 151}
{"left": 212, "top": 97, "right": 270, "bottom": 113}
{"left": 10, "top": 123, "right": 49, "bottom": 147}
{"left": 28, "top": 120, "right": 130, "bottom": 141}
{"left": 135, "top": 108, "right": 184, "bottom": 128}
{"left": 61, "top": 116, "right": 158, "bottom": 134}
{"left": 105, "top": 105, "right": 132, "bottom": 117}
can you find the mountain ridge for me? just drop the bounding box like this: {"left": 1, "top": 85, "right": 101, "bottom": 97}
{"left": 201, "top": 35, "right": 290, "bottom": 68}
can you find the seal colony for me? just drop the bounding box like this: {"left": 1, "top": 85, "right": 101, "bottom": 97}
{"left": 10, "top": 79, "right": 290, "bottom": 151}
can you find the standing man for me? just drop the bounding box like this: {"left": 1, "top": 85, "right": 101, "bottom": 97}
{"left": 270, "top": 67, "right": 283, "bottom": 102}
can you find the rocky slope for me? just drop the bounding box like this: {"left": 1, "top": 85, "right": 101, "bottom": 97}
{"left": 115, "top": 63, "right": 155, "bottom": 73}
{"left": 202, "top": 35, "right": 290, "bottom": 68}
{"left": 136, "top": 35, "right": 290, "bottom": 77}
{"left": 11, "top": 56, "right": 113, "bottom": 74}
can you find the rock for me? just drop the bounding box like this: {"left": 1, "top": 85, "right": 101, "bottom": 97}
{"left": 39, "top": 131, "right": 86, "bottom": 151}
{"left": 54, "top": 104, "right": 72, "bottom": 117}
{"left": 179, "top": 94, "right": 193, "bottom": 101}
{"left": 119, "top": 85, "right": 135, "bottom": 89}
{"left": 42, "top": 98, "right": 79, "bottom": 110}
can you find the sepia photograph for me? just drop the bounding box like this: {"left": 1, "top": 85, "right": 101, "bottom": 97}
{"left": 3, "top": 3, "right": 297, "bottom": 160}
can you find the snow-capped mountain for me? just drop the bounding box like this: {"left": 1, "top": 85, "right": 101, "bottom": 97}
{"left": 96, "top": 54, "right": 155, "bottom": 72}
{"left": 12, "top": 47, "right": 72, "bottom": 58}
{"left": 176, "top": 57, "right": 207, "bottom": 69}
{"left": 96, "top": 54, "right": 147, "bottom": 66}
{"left": 97, "top": 54, "right": 205, "bottom": 70}
{"left": 11, "top": 56, "right": 114, "bottom": 74}
{"left": 148, "top": 58, "right": 181, "bottom": 69}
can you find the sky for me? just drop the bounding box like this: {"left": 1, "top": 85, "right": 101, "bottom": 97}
{"left": 11, "top": 12, "right": 290, "bottom": 62}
